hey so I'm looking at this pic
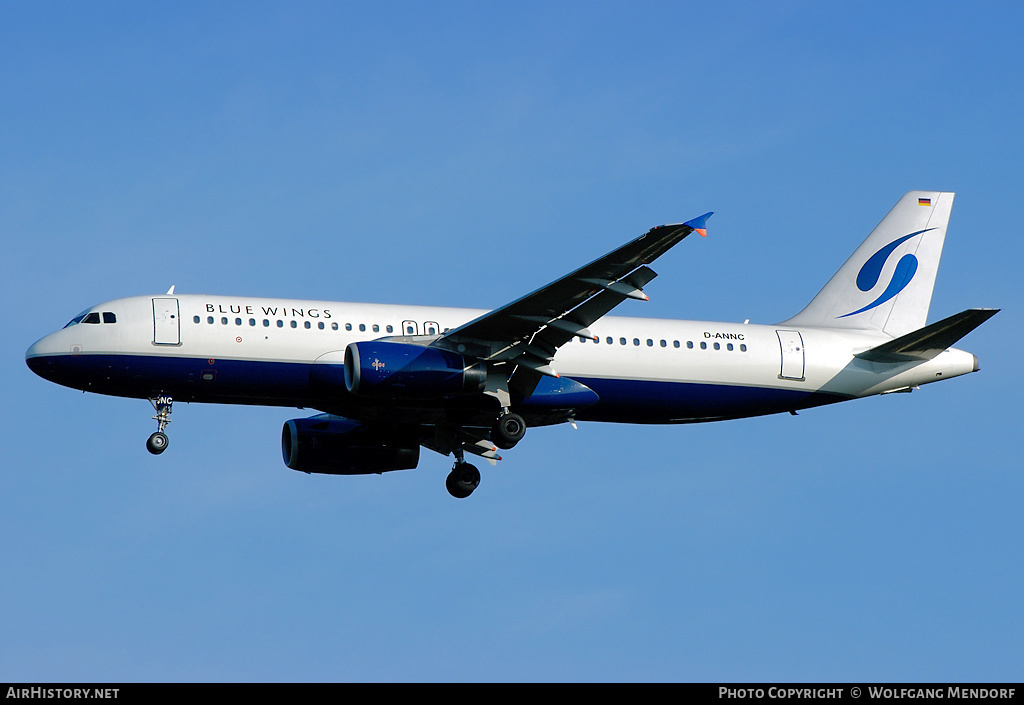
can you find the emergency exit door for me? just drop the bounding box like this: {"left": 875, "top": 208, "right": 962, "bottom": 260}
{"left": 776, "top": 329, "right": 805, "bottom": 381}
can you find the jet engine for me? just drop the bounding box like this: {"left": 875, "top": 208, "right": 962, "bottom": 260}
{"left": 281, "top": 417, "right": 419, "bottom": 475}
{"left": 343, "top": 341, "right": 486, "bottom": 399}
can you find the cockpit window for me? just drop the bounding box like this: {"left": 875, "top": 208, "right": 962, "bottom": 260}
{"left": 63, "top": 310, "right": 116, "bottom": 327}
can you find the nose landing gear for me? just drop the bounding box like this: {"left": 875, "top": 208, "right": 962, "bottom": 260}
{"left": 147, "top": 395, "right": 173, "bottom": 455}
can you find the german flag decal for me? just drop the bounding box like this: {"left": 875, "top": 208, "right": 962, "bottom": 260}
{"left": 918, "top": 197, "right": 932, "bottom": 206}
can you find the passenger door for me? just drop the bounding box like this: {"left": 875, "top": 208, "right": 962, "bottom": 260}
{"left": 153, "top": 298, "right": 180, "bottom": 345}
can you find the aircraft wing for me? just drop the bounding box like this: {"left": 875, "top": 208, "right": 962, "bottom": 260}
{"left": 435, "top": 212, "right": 712, "bottom": 393}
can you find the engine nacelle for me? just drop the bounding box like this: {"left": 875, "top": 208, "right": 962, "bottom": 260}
{"left": 343, "top": 341, "right": 486, "bottom": 399}
{"left": 282, "top": 417, "right": 419, "bottom": 475}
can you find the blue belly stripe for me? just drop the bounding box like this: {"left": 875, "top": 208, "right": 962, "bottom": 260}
{"left": 26, "top": 353, "right": 849, "bottom": 423}
{"left": 570, "top": 376, "right": 847, "bottom": 423}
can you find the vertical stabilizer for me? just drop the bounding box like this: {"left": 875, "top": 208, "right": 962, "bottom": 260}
{"left": 781, "top": 191, "right": 954, "bottom": 337}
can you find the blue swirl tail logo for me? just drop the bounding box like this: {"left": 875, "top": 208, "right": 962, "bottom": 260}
{"left": 839, "top": 228, "right": 933, "bottom": 318}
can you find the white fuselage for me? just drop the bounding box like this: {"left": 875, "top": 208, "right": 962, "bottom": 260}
{"left": 26, "top": 294, "right": 979, "bottom": 426}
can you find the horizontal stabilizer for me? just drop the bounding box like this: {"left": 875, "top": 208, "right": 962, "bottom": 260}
{"left": 855, "top": 308, "right": 999, "bottom": 363}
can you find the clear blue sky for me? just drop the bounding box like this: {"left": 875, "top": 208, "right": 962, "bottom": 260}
{"left": 2, "top": 1, "right": 1021, "bottom": 682}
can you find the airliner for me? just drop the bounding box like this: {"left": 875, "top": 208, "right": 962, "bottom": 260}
{"left": 26, "top": 191, "right": 997, "bottom": 498}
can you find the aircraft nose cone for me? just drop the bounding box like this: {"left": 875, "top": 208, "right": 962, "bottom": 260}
{"left": 26, "top": 335, "right": 61, "bottom": 381}
{"left": 26, "top": 338, "right": 46, "bottom": 371}
{"left": 26, "top": 338, "right": 44, "bottom": 366}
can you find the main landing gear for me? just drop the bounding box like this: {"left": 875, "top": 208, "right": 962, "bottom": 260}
{"left": 146, "top": 395, "right": 173, "bottom": 455}
{"left": 491, "top": 411, "right": 526, "bottom": 450}
{"left": 446, "top": 458, "right": 481, "bottom": 500}
{"left": 444, "top": 411, "right": 527, "bottom": 499}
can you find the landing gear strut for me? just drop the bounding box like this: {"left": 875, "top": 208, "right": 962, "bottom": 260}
{"left": 147, "top": 395, "right": 173, "bottom": 455}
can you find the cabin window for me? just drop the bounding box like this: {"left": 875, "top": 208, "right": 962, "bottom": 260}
{"left": 660, "top": 340, "right": 667, "bottom": 348}
{"left": 700, "top": 342, "right": 707, "bottom": 350}
{"left": 345, "top": 323, "right": 353, "bottom": 331}
{"left": 687, "top": 341, "right": 694, "bottom": 349}
{"left": 727, "top": 343, "right": 734, "bottom": 351}
{"left": 277, "top": 320, "right": 284, "bottom": 328}
{"left": 372, "top": 324, "right": 379, "bottom": 333}
{"left": 332, "top": 323, "right": 339, "bottom": 330}
{"left": 714, "top": 342, "right": 720, "bottom": 350}
{"left": 318, "top": 322, "right": 325, "bottom": 330}
{"left": 250, "top": 318, "right": 256, "bottom": 326}
{"left": 193, "top": 316, "right": 201, "bottom": 324}
{"left": 386, "top": 325, "right": 394, "bottom": 333}
{"left": 740, "top": 344, "right": 747, "bottom": 352}
{"left": 673, "top": 340, "right": 680, "bottom": 348}
{"left": 620, "top": 337, "right": 626, "bottom": 345}
{"left": 221, "top": 317, "right": 228, "bottom": 325}
{"left": 606, "top": 337, "right": 613, "bottom": 345}
{"left": 290, "top": 320, "right": 297, "bottom": 328}
{"left": 304, "top": 321, "right": 311, "bottom": 329}
{"left": 207, "top": 316, "right": 214, "bottom": 324}
{"left": 359, "top": 324, "right": 366, "bottom": 332}
{"left": 263, "top": 319, "right": 270, "bottom": 327}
